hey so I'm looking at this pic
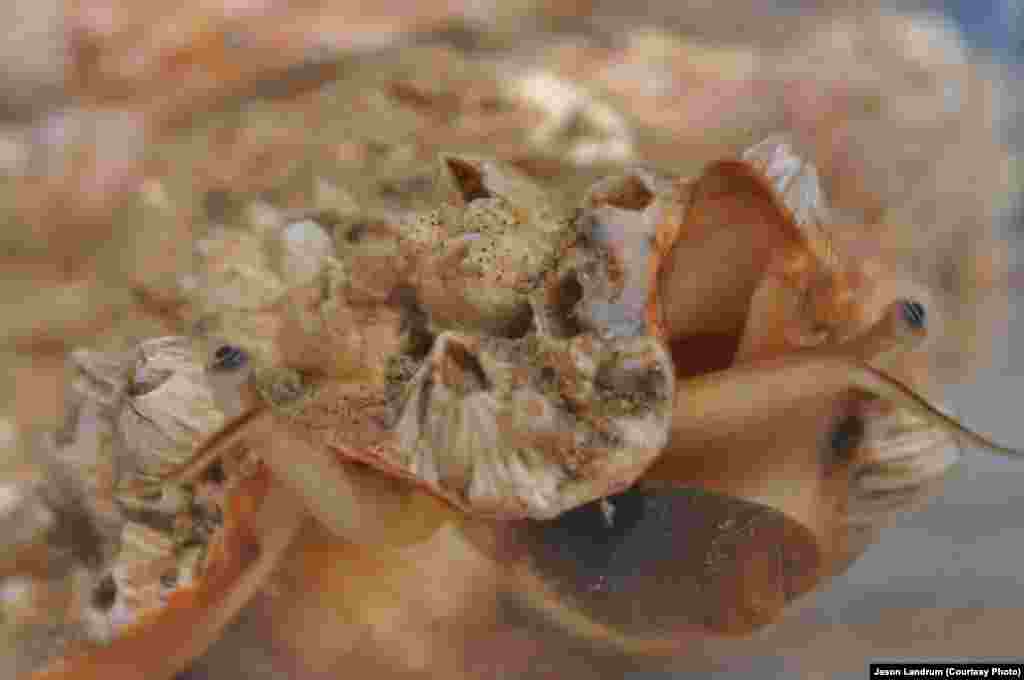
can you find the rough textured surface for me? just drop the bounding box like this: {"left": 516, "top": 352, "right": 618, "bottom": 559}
{"left": 256, "top": 156, "right": 676, "bottom": 520}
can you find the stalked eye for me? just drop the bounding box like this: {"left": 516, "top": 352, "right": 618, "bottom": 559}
{"left": 899, "top": 299, "right": 926, "bottom": 330}
{"left": 828, "top": 414, "right": 866, "bottom": 463}
{"left": 210, "top": 344, "right": 248, "bottom": 372}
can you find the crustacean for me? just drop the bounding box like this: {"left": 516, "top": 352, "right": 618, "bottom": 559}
{"left": 30, "top": 137, "right": 1021, "bottom": 678}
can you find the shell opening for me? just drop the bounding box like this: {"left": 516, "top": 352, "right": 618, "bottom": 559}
{"left": 654, "top": 160, "right": 803, "bottom": 381}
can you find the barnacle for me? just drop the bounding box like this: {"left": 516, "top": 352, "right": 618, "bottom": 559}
{"left": 117, "top": 337, "right": 226, "bottom": 486}
{"left": 507, "top": 71, "right": 636, "bottom": 166}
{"left": 408, "top": 154, "right": 569, "bottom": 337}
{"left": 201, "top": 153, "right": 677, "bottom": 521}
{"left": 18, "top": 332, "right": 311, "bottom": 680}
{"left": 181, "top": 205, "right": 337, "bottom": 366}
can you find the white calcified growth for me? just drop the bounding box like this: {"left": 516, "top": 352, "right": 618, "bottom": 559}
{"left": 51, "top": 400, "right": 116, "bottom": 516}
{"left": 68, "top": 348, "right": 132, "bottom": 410}
{"left": 742, "top": 134, "right": 834, "bottom": 264}
{"left": 276, "top": 218, "right": 333, "bottom": 287}
{"left": 105, "top": 521, "right": 177, "bottom": 629}
{"left": 409, "top": 155, "right": 570, "bottom": 337}
{"left": 393, "top": 331, "right": 672, "bottom": 519}
{"left": 192, "top": 227, "right": 285, "bottom": 312}
{"left": 118, "top": 337, "right": 225, "bottom": 479}
{"left": 394, "top": 333, "right": 566, "bottom": 516}
{"left": 571, "top": 205, "right": 654, "bottom": 340}
{"left": 845, "top": 406, "right": 961, "bottom": 530}
{"left": 372, "top": 158, "right": 676, "bottom": 519}
{"left": 508, "top": 70, "right": 635, "bottom": 165}
{"left": 0, "top": 482, "right": 55, "bottom": 550}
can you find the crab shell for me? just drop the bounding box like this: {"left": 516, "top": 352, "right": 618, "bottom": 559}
{"left": 32, "top": 138, "right": 981, "bottom": 677}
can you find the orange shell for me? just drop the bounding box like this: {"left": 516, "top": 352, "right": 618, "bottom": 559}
{"left": 645, "top": 135, "right": 836, "bottom": 348}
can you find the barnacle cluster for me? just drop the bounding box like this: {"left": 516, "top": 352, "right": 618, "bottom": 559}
{"left": 257, "top": 154, "right": 676, "bottom": 519}
{"left": 1, "top": 337, "right": 238, "bottom": 653}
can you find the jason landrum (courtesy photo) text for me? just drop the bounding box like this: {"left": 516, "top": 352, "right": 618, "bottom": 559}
{"left": 870, "top": 664, "right": 1024, "bottom": 677}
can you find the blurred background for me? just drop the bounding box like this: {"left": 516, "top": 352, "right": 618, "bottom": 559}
{"left": 1, "top": 1, "right": 1022, "bottom": 678}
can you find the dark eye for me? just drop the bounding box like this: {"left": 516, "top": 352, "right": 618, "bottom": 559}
{"left": 828, "top": 414, "right": 866, "bottom": 463}
{"left": 210, "top": 344, "right": 248, "bottom": 372}
{"left": 899, "top": 299, "right": 926, "bottom": 330}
